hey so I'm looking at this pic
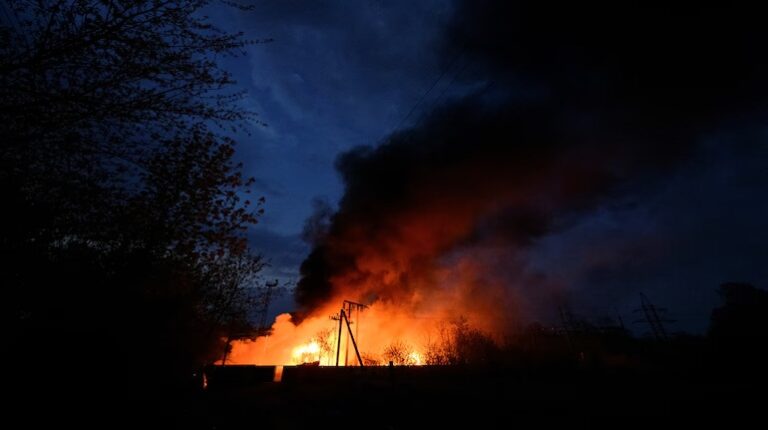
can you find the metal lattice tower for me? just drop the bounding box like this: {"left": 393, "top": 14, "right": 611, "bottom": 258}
{"left": 633, "top": 293, "right": 674, "bottom": 341}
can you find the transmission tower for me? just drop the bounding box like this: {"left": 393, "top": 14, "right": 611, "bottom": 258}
{"left": 633, "top": 293, "right": 674, "bottom": 341}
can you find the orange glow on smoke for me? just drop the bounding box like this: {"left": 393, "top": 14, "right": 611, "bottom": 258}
{"left": 226, "top": 255, "right": 515, "bottom": 366}
{"left": 225, "top": 158, "right": 582, "bottom": 365}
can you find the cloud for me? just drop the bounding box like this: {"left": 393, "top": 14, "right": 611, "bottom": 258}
{"left": 248, "top": 227, "right": 308, "bottom": 281}
{"left": 221, "top": 1, "right": 454, "bottom": 235}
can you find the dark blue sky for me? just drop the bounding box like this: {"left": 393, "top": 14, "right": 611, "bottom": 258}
{"left": 220, "top": 0, "right": 453, "bottom": 230}
{"left": 211, "top": 1, "right": 768, "bottom": 333}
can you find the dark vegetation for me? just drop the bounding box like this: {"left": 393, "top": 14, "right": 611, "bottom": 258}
{"left": 1, "top": 1, "right": 276, "bottom": 424}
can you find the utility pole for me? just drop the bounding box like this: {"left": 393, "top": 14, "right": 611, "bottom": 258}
{"left": 335, "top": 311, "right": 343, "bottom": 366}
{"left": 334, "top": 307, "right": 364, "bottom": 367}
{"left": 331, "top": 300, "right": 368, "bottom": 367}
{"left": 342, "top": 300, "right": 368, "bottom": 366}
{"left": 342, "top": 309, "right": 364, "bottom": 366}
{"left": 258, "top": 279, "right": 280, "bottom": 333}
{"left": 328, "top": 313, "right": 340, "bottom": 366}
{"left": 221, "top": 280, "right": 279, "bottom": 365}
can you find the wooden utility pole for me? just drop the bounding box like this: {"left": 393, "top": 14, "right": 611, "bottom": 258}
{"left": 335, "top": 310, "right": 343, "bottom": 366}
{"left": 342, "top": 300, "right": 367, "bottom": 366}
{"left": 257, "top": 279, "right": 280, "bottom": 333}
{"left": 334, "top": 306, "right": 365, "bottom": 367}
{"left": 342, "top": 309, "right": 364, "bottom": 367}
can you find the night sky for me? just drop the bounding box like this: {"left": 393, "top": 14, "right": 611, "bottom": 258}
{"left": 214, "top": 1, "right": 767, "bottom": 332}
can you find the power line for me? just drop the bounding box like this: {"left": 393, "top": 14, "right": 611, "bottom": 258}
{"left": 390, "top": 48, "right": 465, "bottom": 133}
{"left": 413, "top": 56, "right": 473, "bottom": 125}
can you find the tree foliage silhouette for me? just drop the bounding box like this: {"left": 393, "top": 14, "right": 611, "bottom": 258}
{"left": 1, "top": 0, "right": 274, "bottom": 387}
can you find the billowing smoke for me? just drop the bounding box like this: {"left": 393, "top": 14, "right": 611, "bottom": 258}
{"left": 293, "top": 1, "right": 768, "bottom": 330}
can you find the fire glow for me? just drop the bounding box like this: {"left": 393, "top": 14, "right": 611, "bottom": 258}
{"left": 227, "top": 298, "right": 486, "bottom": 366}
{"left": 226, "top": 97, "right": 620, "bottom": 366}
{"left": 226, "top": 215, "right": 522, "bottom": 366}
{"left": 226, "top": 272, "right": 510, "bottom": 367}
{"left": 225, "top": 241, "right": 524, "bottom": 366}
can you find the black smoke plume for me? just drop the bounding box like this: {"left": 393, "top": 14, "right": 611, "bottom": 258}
{"left": 295, "top": 1, "right": 768, "bottom": 319}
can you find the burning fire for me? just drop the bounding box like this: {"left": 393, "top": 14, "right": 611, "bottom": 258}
{"left": 219, "top": 54, "right": 659, "bottom": 367}
{"left": 291, "top": 340, "right": 321, "bottom": 364}
{"left": 226, "top": 301, "right": 438, "bottom": 366}
{"left": 225, "top": 105, "right": 565, "bottom": 366}
{"left": 225, "top": 259, "right": 512, "bottom": 367}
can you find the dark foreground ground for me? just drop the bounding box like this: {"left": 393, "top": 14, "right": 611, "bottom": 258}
{"left": 196, "top": 361, "right": 765, "bottom": 428}
{"left": 9, "top": 353, "right": 766, "bottom": 427}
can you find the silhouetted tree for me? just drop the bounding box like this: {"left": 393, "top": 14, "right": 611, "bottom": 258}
{"left": 709, "top": 283, "right": 768, "bottom": 365}
{"left": 0, "top": 1, "right": 272, "bottom": 400}
{"left": 383, "top": 340, "right": 417, "bottom": 365}
{"left": 423, "top": 318, "right": 500, "bottom": 365}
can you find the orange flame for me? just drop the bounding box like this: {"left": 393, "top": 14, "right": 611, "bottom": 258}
{"left": 227, "top": 254, "right": 517, "bottom": 366}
